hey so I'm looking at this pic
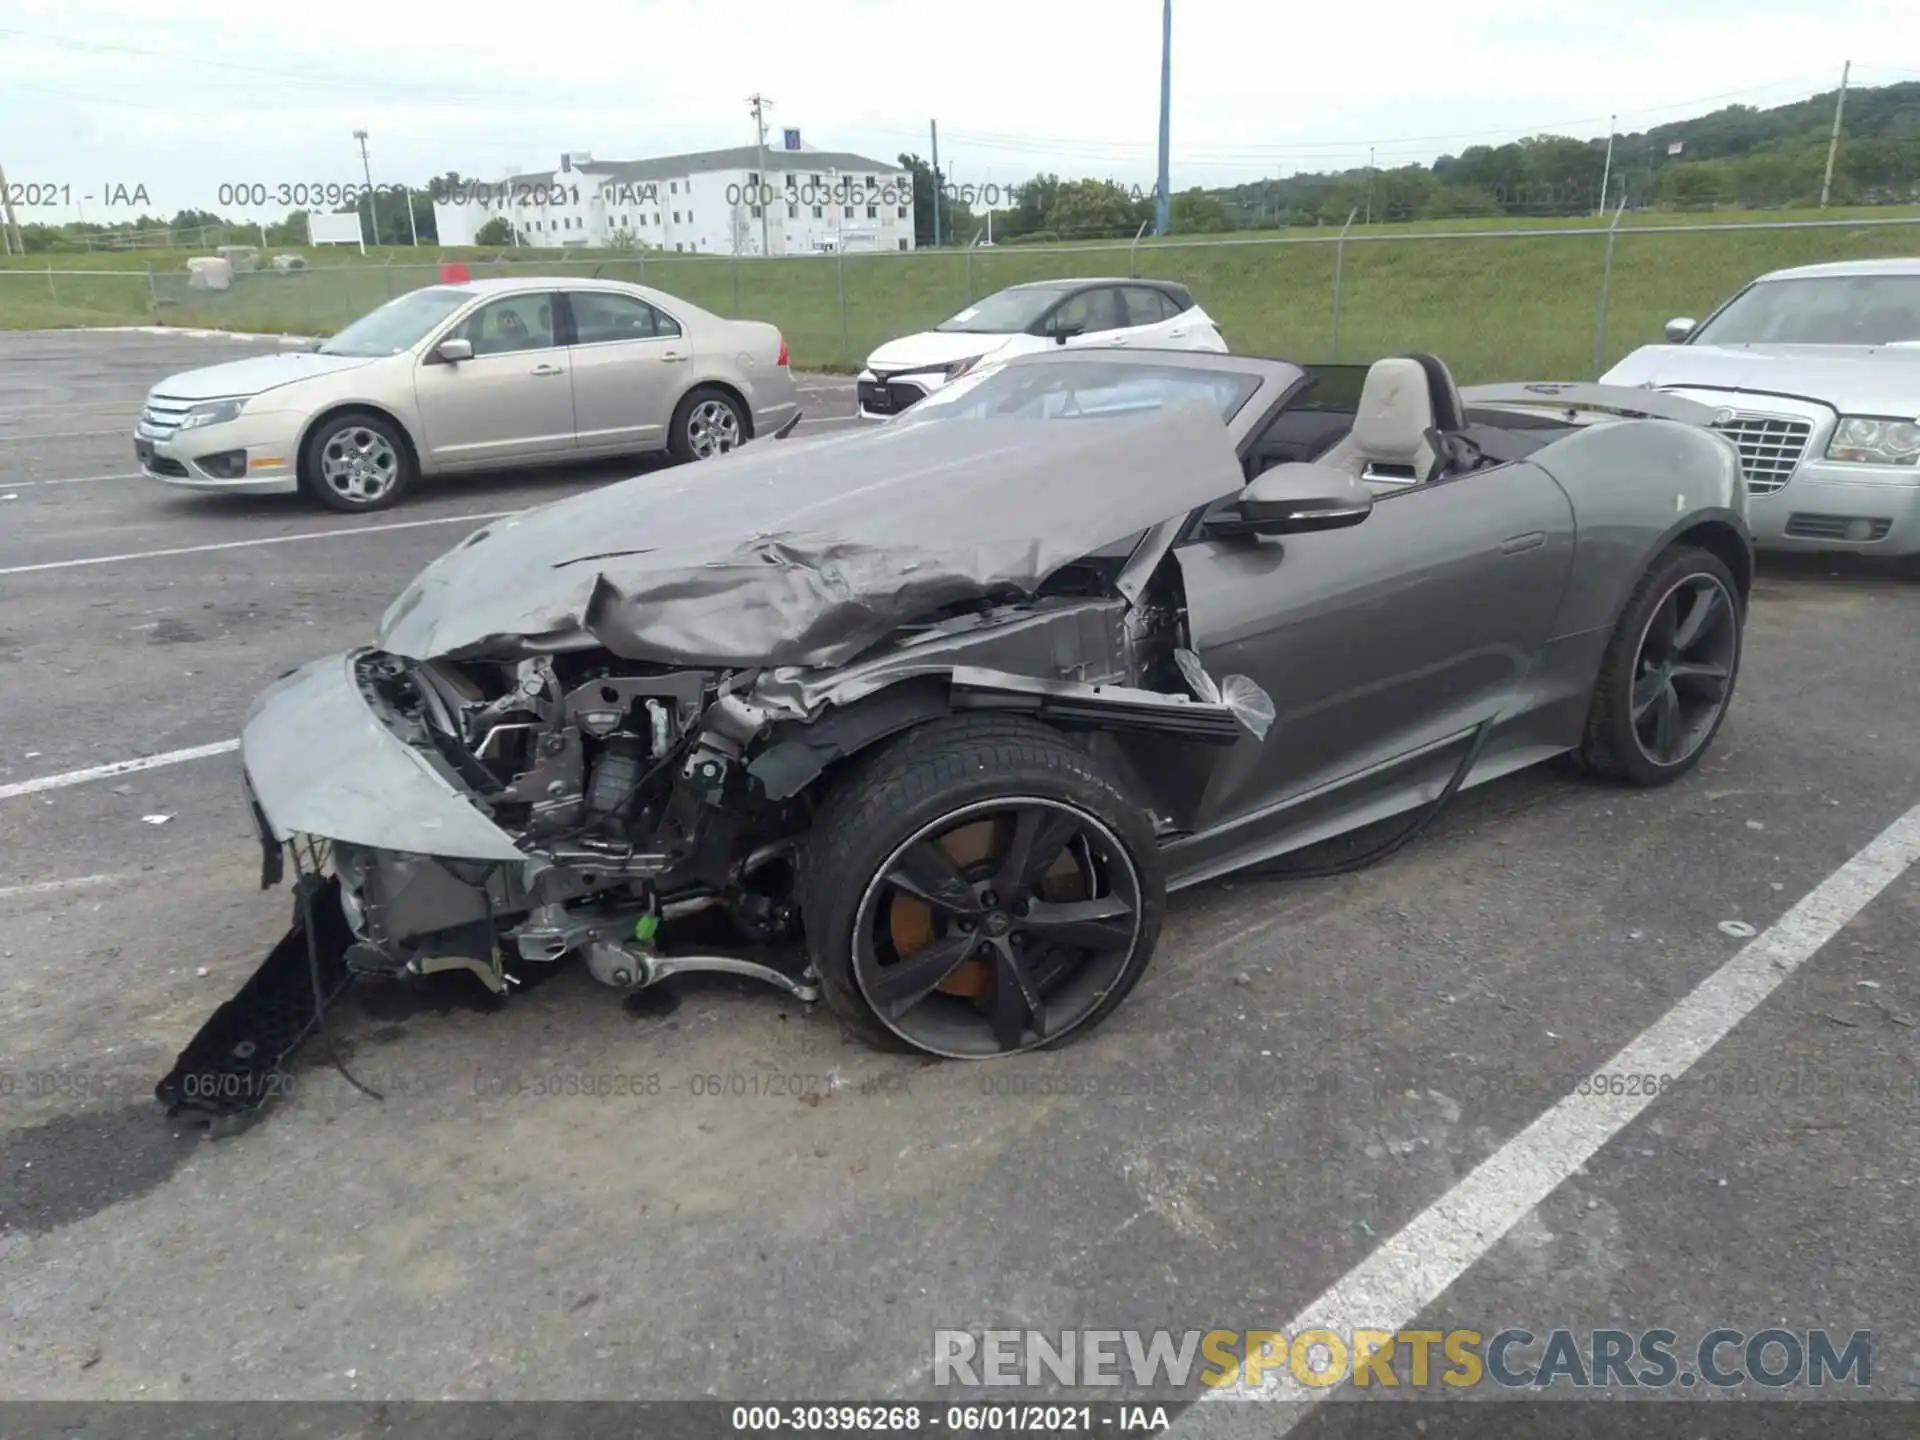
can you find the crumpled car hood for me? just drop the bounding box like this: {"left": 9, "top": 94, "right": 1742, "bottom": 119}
{"left": 379, "top": 400, "right": 1246, "bottom": 670}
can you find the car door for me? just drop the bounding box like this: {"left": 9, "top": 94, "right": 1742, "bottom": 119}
{"left": 1168, "top": 461, "right": 1576, "bottom": 865}
{"left": 562, "top": 290, "right": 688, "bottom": 453}
{"left": 1044, "top": 287, "right": 1130, "bottom": 350}
{"left": 413, "top": 291, "right": 576, "bottom": 469}
{"left": 1116, "top": 286, "right": 1193, "bottom": 349}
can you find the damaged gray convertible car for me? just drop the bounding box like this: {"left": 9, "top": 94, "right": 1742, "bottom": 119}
{"left": 159, "top": 349, "right": 1755, "bottom": 1120}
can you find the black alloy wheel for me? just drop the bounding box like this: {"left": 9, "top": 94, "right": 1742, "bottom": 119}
{"left": 1629, "top": 571, "right": 1738, "bottom": 767}
{"left": 851, "top": 798, "right": 1146, "bottom": 1057}
{"left": 1576, "top": 543, "right": 1744, "bottom": 785}
{"left": 801, "top": 715, "right": 1165, "bottom": 1059}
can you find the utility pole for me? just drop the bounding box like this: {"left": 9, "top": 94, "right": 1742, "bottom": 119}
{"left": 354, "top": 130, "right": 381, "bottom": 247}
{"left": 1820, "top": 60, "right": 1851, "bottom": 208}
{"left": 1597, "top": 115, "right": 1616, "bottom": 216}
{"left": 0, "top": 159, "right": 22, "bottom": 253}
{"left": 1364, "top": 147, "right": 1375, "bottom": 225}
{"left": 930, "top": 120, "right": 942, "bottom": 247}
{"left": 748, "top": 92, "right": 773, "bottom": 256}
{"left": 1154, "top": 0, "right": 1172, "bottom": 236}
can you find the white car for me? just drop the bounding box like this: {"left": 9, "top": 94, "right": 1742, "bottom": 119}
{"left": 1600, "top": 257, "right": 1920, "bottom": 557}
{"left": 856, "top": 278, "right": 1226, "bottom": 419}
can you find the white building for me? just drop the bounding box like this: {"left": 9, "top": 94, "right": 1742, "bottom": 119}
{"left": 433, "top": 145, "right": 916, "bottom": 256}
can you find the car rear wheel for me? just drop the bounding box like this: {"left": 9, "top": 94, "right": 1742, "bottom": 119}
{"left": 300, "top": 411, "right": 414, "bottom": 512}
{"left": 800, "top": 715, "right": 1165, "bottom": 1059}
{"left": 669, "top": 386, "right": 747, "bottom": 463}
{"left": 1576, "top": 544, "right": 1743, "bottom": 785}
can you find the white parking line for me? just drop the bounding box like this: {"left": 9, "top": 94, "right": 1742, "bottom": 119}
{"left": 0, "top": 509, "right": 519, "bottom": 577}
{"left": 0, "top": 739, "right": 240, "bottom": 802}
{"left": 0, "top": 872, "right": 132, "bottom": 901}
{"left": 7, "top": 471, "right": 145, "bottom": 489}
{"left": 0, "top": 428, "right": 125, "bottom": 443}
{"left": 1169, "top": 799, "right": 1920, "bottom": 1435}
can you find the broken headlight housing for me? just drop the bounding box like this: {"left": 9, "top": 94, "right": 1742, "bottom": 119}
{"left": 1826, "top": 416, "right": 1920, "bottom": 466}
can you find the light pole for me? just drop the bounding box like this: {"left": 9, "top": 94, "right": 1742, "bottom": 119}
{"left": 1820, "top": 60, "right": 1851, "bottom": 208}
{"left": 748, "top": 92, "right": 773, "bottom": 256}
{"left": 1154, "top": 0, "right": 1172, "bottom": 235}
{"left": 1597, "top": 115, "right": 1616, "bottom": 216}
{"left": 353, "top": 129, "right": 381, "bottom": 246}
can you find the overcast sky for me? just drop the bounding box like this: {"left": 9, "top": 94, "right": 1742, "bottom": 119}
{"left": 2, "top": 0, "right": 1912, "bottom": 224}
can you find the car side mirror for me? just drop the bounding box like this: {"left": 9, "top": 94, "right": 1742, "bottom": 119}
{"left": 1212, "top": 462, "right": 1373, "bottom": 537}
{"left": 1664, "top": 316, "right": 1697, "bottom": 344}
{"left": 433, "top": 337, "right": 474, "bottom": 364}
{"left": 1051, "top": 322, "right": 1082, "bottom": 345}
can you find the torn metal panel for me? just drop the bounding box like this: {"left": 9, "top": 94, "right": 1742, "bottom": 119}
{"left": 377, "top": 400, "right": 1245, "bottom": 669}
{"left": 1174, "top": 648, "right": 1277, "bottom": 740}
{"left": 748, "top": 597, "right": 1131, "bottom": 719}
{"left": 946, "top": 666, "right": 1246, "bottom": 745}
{"left": 241, "top": 650, "right": 526, "bottom": 861}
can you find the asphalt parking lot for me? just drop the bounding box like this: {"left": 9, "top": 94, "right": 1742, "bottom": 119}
{"left": 1, "top": 328, "right": 1917, "bottom": 1417}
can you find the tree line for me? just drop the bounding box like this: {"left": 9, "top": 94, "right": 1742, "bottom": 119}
{"left": 9, "top": 83, "right": 1916, "bottom": 254}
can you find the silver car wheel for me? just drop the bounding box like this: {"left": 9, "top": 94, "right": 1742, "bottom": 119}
{"left": 318, "top": 426, "right": 400, "bottom": 504}
{"left": 686, "top": 398, "right": 742, "bottom": 459}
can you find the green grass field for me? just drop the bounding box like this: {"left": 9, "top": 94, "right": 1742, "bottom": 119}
{"left": 4, "top": 206, "right": 1917, "bottom": 379}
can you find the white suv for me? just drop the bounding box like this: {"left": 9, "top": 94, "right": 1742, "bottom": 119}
{"left": 857, "top": 278, "right": 1227, "bottom": 419}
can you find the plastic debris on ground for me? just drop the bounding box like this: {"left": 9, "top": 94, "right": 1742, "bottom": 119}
{"left": 1174, "top": 648, "right": 1276, "bottom": 741}
{"left": 1718, "top": 920, "right": 1758, "bottom": 938}
{"left": 141, "top": 814, "right": 174, "bottom": 826}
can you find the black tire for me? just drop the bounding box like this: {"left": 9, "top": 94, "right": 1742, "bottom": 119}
{"left": 668, "top": 386, "right": 748, "bottom": 464}
{"left": 299, "top": 410, "right": 414, "bottom": 513}
{"left": 799, "top": 714, "right": 1166, "bottom": 1059}
{"left": 1576, "top": 543, "right": 1743, "bottom": 785}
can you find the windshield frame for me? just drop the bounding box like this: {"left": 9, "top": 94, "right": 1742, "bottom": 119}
{"left": 1690, "top": 274, "right": 1920, "bottom": 348}
{"left": 895, "top": 355, "right": 1270, "bottom": 428}
{"left": 317, "top": 286, "right": 479, "bottom": 358}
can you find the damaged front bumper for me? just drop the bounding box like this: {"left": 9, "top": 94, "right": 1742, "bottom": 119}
{"left": 241, "top": 650, "right": 527, "bottom": 864}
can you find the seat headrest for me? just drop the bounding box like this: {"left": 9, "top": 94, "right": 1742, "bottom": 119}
{"left": 1351, "top": 358, "right": 1438, "bottom": 462}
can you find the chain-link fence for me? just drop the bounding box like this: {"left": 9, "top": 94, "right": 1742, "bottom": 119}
{"left": 4, "top": 211, "right": 1918, "bottom": 380}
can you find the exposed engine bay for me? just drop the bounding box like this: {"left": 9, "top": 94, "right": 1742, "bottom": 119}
{"left": 329, "top": 570, "right": 1244, "bottom": 1003}
{"left": 154, "top": 398, "right": 1282, "bottom": 1125}
{"left": 337, "top": 645, "right": 818, "bottom": 1001}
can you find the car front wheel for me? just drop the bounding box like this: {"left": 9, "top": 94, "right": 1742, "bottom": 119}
{"left": 800, "top": 715, "right": 1165, "bottom": 1059}
{"left": 1576, "top": 543, "right": 1744, "bottom": 785}
{"left": 300, "top": 411, "right": 414, "bottom": 512}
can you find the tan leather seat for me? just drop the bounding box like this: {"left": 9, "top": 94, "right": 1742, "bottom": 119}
{"left": 1317, "top": 357, "right": 1442, "bottom": 492}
